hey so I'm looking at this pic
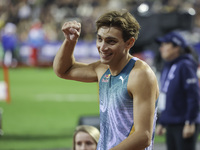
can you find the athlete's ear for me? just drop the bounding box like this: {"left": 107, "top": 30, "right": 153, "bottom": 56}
{"left": 126, "top": 37, "right": 135, "bottom": 50}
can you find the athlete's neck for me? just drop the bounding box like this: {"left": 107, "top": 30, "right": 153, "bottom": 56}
{"left": 109, "top": 55, "right": 133, "bottom": 76}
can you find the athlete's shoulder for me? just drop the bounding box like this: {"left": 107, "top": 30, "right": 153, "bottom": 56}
{"left": 133, "top": 59, "right": 157, "bottom": 82}
{"left": 128, "top": 58, "right": 159, "bottom": 98}
{"left": 132, "top": 58, "right": 153, "bottom": 73}
{"left": 92, "top": 61, "right": 108, "bottom": 82}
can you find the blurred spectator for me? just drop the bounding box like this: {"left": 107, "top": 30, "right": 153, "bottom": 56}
{"left": 17, "top": 1, "right": 31, "bottom": 20}
{"left": 0, "top": 0, "right": 200, "bottom": 67}
{"left": 155, "top": 31, "right": 200, "bottom": 150}
{"left": 73, "top": 125, "right": 100, "bottom": 150}
{"left": 1, "top": 22, "right": 18, "bottom": 67}
{"left": 28, "top": 20, "right": 46, "bottom": 66}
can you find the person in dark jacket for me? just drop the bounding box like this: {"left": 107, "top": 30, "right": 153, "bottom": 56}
{"left": 155, "top": 31, "right": 200, "bottom": 150}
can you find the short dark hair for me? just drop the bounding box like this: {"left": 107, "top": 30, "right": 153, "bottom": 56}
{"left": 96, "top": 9, "right": 140, "bottom": 42}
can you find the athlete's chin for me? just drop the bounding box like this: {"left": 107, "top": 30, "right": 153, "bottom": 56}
{"left": 100, "top": 59, "right": 110, "bottom": 64}
{"left": 100, "top": 55, "right": 113, "bottom": 64}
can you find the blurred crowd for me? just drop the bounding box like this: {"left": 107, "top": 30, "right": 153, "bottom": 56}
{"left": 0, "top": 0, "right": 200, "bottom": 67}
{"left": 1, "top": 0, "right": 200, "bottom": 42}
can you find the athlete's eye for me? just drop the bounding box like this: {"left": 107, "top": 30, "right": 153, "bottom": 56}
{"left": 107, "top": 40, "right": 117, "bottom": 45}
{"left": 97, "top": 36, "right": 102, "bottom": 42}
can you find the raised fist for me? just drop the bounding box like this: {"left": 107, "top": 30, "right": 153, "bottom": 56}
{"left": 62, "top": 21, "right": 81, "bottom": 41}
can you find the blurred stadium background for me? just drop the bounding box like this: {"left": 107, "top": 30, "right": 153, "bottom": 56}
{"left": 0, "top": 0, "right": 200, "bottom": 150}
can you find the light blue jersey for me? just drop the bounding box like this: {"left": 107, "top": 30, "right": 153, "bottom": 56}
{"left": 97, "top": 57, "right": 157, "bottom": 150}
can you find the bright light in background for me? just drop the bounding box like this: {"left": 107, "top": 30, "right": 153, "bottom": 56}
{"left": 137, "top": 3, "right": 149, "bottom": 14}
{"left": 188, "top": 8, "right": 196, "bottom": 15}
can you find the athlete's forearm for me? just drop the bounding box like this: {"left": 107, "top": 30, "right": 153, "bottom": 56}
{"left": 110, "top": 130, "right": 151, "bottom": 150}
{"left": 53, "top": 39, "right": 77, "bottom": 77}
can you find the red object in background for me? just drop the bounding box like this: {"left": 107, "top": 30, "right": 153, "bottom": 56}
{"left": 3, "top": 64, "right": 10, "bottom": 103}
{"left": 30, "top": 47, "right": 37, "bottom": 66}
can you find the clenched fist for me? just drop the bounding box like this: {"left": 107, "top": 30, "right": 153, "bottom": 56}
{"left": 62, "top": 21, "right": 81, "bottom": 41}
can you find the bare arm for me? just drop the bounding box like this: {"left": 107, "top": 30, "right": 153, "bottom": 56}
{"left": 110, "top": 60, "right": 159, "bottom": 150}
{"left": 53, "top": 21, "right": 104, "bottom": 82}
{"left": 53, "top": 38, "right": 76, "bottom": 77}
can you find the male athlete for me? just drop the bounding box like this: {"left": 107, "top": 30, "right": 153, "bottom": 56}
{"left": 53, "top": 10, "right": 159, "bottom": 150}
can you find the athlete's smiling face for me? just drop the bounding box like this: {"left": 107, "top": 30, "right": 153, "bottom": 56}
{"left": 96, "top": 26, "right": 129, "bottom": 66}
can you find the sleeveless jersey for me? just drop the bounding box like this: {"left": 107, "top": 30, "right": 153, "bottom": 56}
{"left": 97, "top": 57, "right": 158, "bottom": 150}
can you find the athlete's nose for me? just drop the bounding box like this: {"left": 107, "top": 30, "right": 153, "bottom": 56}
{"left": 98, "top": 41, "right": 108, "bottom": 52}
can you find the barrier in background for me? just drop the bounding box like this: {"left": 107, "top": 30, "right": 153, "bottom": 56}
{"left": 78, "top": 115, "right": 100, "bottom": 130}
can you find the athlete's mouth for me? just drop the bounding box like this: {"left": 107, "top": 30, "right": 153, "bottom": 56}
{"left": 101, "top": 53, "right": 112, "bottom": 59}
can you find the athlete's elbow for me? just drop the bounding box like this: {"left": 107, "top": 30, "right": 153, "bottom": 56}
{"left": 53, "top": 64, "right": 70, "bottom": 79}
{"left": 143, "top": 130, "right": 152, "bottom": 148}
{"left": 53, "top": 67, "right": 67, "bottom": 79}
{"left": 53, "top": 66, "right": 62, "bottom": 77}
{"left": 54, "top": 70, "right": 64, "bottom": 78}
{"left": 53, "top": 64, "right": 61, "bottom": 77}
